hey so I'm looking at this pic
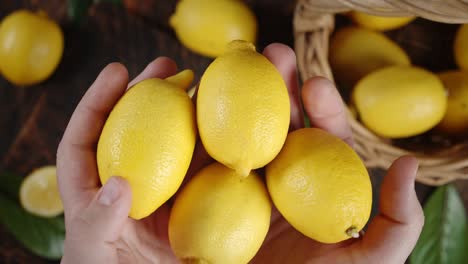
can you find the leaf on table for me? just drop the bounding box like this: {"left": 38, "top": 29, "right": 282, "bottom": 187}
{"left": 67, "top": 0, "right": 93, "bottom": 24}
{"left": 410, "top": 184, "right": 468, "bottom": 264}
{"left": 0, "top": 172, "right": 65, "bottom": 260}
{"left": 0, "top": 172, "right": 22, "bottom": 201}
{"left": 67, "top": 0, "right": 123, "bottom": 24}
{"left": 94, "top": 0, "right": 123, "bottom": 4}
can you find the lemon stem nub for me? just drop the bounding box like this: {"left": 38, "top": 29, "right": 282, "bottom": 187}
{"left": 165, "top": 69, "right": 194, "bottom": 91}
{"left": 226, "top": 40, "right": 256, "bottom": 52}
{"left": 346, "top": 226, "right": 360, "bottom": 238}
{"left": 235, "top": 166, "right": 251, "bottom": 178}
{"left": 169, "top": 14, "right": 177, "bottom": 28}
{"left": 187, "top": 86, "right": 197, "bottom": 98}
{"left": 37, "top": 10, "right": 47, "bottom": 17}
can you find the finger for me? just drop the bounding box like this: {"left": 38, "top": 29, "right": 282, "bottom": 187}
{"left": 63, "top": 177, "right": 131, "bottom": 263}
{"left": 263, "top": 43, "right": 304, "bottom": 130}
{"left": 58, "top": 63, "right": 129, "bottom": 211}
{"left": 78, "top": 177, "right": 131, "bottom": 241}
{"left": 354, "top": 156, "right": 424, "bottom": 263}
{"left": 302, "top": 77, "right": 353, "bottom": 145}
{"left": 127, "top": 57, "right": 178, "bottom": 88}
{"left": 379, "top": 156, "right": 422, "bottom": 224}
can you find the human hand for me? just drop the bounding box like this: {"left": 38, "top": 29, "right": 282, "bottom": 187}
{"left": 57, "top": 58, "right": 182, "bottom": 263}
{"left": 251, "top": 44, "right": 425, "bottom": 264}
{"left": 57, "top": 44, "right": 424, "bottom": 264}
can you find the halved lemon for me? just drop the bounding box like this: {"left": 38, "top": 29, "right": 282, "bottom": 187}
{"left": 20, "top": 166, "right": 63, "bottom": 217}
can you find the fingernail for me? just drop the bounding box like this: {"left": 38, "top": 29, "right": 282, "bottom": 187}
{"left": 98, "top": 177, "right": 121, "bottom": 206}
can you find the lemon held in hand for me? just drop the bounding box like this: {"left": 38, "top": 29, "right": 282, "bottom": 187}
{"left": 197, "top": 40, "right": 290, "bottom": 177}
{"left": 20, "top": 166, "right": 63, "bottom": 218}
{"left": 353, "top": 66, "right": 447, "bottom": 138}
{"left": 266, "top": 128, "right": 372, "bottom": 244}
{"left": 350, "top": 11, "right": 415, "bottom": 31}
{"left": 97, "top": 70, "right": 196, "bottom": 219}
{"left": 169, "top": 162, "right": 271, "bottom": 264}
{"left": 0, "top": 10, "right": 63, "bottom": 86}
{"left": 437, "top": 71, "right": 468, "bottom": 135}
{"left": 170, "top": 0, "right": 257, "bottom": 58}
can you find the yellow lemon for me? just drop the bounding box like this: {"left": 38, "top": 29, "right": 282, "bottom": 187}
{"left": 20, "top": 166, "right": 63, "bottom": 218}
{"left": 97, "top": 70, "right": 196, "bottom": 219}
{"left": 454, "top": 24, "right": 468, "bottom": 70}
{"left": 0, "top": 10, "right": 63, "bottom": 86}
{"left": 330, "top": 27, "right": 410, "bottom": 89}
{"left": 350, "top": 11, "right": 415, "bottom": 31}
{"left": 353, "top": 66, "right": 447, "bottom": 138}
{"left": 437, "top": 71, "right": 468, "bottom": 134}
{"left": 169, "top": 162, "right": 271, "bottom": 264}
{"left": 170, "top": 0, "right": 257, "bottom": 58}
{"left": 347, "top": 104, "right": 358, "bottom": 119}
{"left": 197, "top": 40, "right": 290, "bottom": 177}
{"left": 266, "top": 128, "right": 372, "bottom": 244}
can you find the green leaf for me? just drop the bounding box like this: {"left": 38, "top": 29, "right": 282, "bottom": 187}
{"left": 67, "top": 0, "right": 122, "bottom": 24}
{"left": 304, "top": 115, "right": 311, "bottom": 128}
{"left": 0, "top": 172, "right": 65, "bottom": 260}
{"left": 93, "top": 0, "right": 122, "bottom": 4}
{"left": 0, "top": 172, "right": 22, "bottom": 200}
{"left": 410, "top": 184, "right": 468, "bottom": 264}
{"left": 67, "top": 0, "right": 93, "bottom": 24}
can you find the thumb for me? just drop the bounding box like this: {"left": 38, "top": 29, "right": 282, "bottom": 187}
{"left": 79, "top": 176, "right": 132, "bottom": 241}
{"left": 63, "top": 176, "right": 132, "bottom": 263}
{"left": 353, "top": 156, "right": 424, "bottom": 263}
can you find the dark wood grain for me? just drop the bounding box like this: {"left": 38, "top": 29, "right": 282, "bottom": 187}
{"left": 0, "top": 1, "right": 213, "bottom": 262}
{"left": 0, "top": 0, "right": 296, "bottom": 262}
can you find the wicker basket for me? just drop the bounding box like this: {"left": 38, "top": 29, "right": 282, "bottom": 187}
{"left": 294, "top": 0, "right": 468, "bottom": 186}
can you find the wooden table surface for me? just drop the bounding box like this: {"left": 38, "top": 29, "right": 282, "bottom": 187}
{"left": 0, "top": 0, "right": 450, "bottom": 262}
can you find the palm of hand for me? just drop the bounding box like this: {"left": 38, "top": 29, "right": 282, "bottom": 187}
{"left": 58, "top": 44, "right": 423, "bottom": 264}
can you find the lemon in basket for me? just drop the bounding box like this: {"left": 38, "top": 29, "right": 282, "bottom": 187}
{"left": 20, "top": 166, "right": 63, "bottom": 218}
{"left": 170, "top": 0, "right": 257, "bottom": 58}
{"left": 350, "top": 11, "right": 415, "bottom": 31}
{"left": 353, "top": 66, "right": 447, "bottom": 138}
{"left": 266, "top": 128, "right": 372, "bottom": 244}
{"left": 454, "top": 24, "right": 468, "bottom": 70}
{"left": 330, "top": 27, "right": 410, "bottom": 89}
{"left": 437, "top": 70, "right": 468, "bottom": 134}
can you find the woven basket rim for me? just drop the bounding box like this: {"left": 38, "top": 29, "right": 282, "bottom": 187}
{"left": 293, "top": 0, "right": 468, "bottom": 185}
